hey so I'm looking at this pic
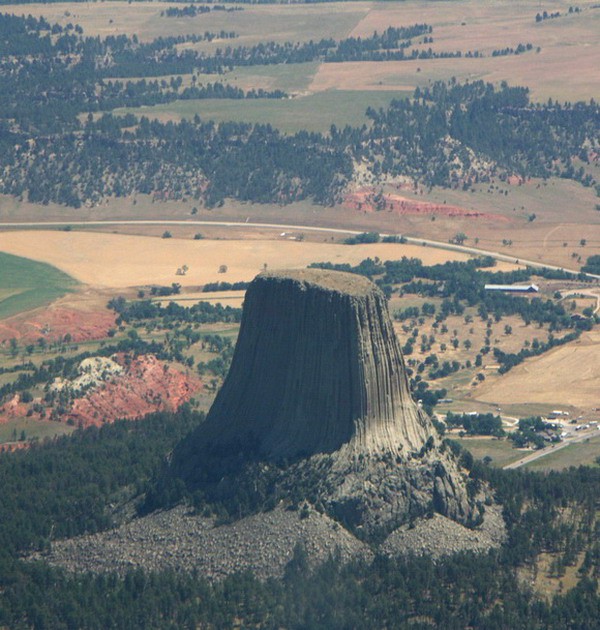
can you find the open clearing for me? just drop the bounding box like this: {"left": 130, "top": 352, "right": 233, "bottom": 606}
{"left": 524, "top": 435, "right": 600, "bottom": 471}
{"left": 455, "top": 437, "right": 524, "bottom": 468}
{"left": 0, "top": 252, "right": 77, "bottom": 319}
{"left": 117, "top": 90, "right": 405, "bottom": 134}
{"left": 4, "top": 0, "right": 597, "bottom": 102}
{"left": 475, "top": 328, "right": 600, "bottom": 413}
{"left": 0, "top": 231, "right": 471, "bottom": 289}
{"left": 0, "top": 2, "right": 368, "bottom": 44}
{"left": 312, "top": 0, "right": 600, "bottom": 103}
{"left": 456, "top": 435, "right": 600, "bottom": 472}
{"left": 0, "top": 417, "right": 75, "bottom": 444}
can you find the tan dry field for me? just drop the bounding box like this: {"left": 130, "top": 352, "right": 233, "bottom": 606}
{"left": 1, "top": 2, "right": 368, "bottom": 44}
{"left": 161, "top": 291, "right": 246, "bottom": 309}
{"left": 1, "top": 186, "right": 598, "bottom": 271}
{"left": 312, "top": 0, "right": 600, "bottom": 102}
{"left": 475, "top": 328, "right": 600, "bottom": 413}
{"left": 0, "top": 231, "right": 471, "bottom": 289}
{"left": 4, "top": 0, "right": 598, "bottom": 102}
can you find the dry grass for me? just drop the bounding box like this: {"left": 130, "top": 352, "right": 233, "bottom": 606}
{"left": 518, "top": 552, "right": 586, "bottom": 599}
{"left": 476, "top": 328, "right": 600, "bottom": 414}
{"left": 0, "top": 417, "right": 75, "bottom": 444}
{"left": 4, "top": 0, "right": 597, "bottom": 103}
{"left": 0, "top": 2, "right": 369, "bottom": 44}
{"left": 0, "top": 231, "right": 471, "bottom": 289}
{"left": 159, "top": 291, "right": 246, "bottom": 308}
{"left": 314, "top": 0, "right": 600, "bottom": 102}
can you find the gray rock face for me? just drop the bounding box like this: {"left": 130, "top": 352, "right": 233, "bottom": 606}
{"left": 195, "top": 269, "right": 431, "bottom": 459}
{"left": 174, "top": 268, "right": 493, "bottom": 540}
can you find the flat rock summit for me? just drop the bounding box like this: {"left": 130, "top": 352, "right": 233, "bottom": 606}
{"left": 40, "top": 269, "right": 505, "bottom": 579}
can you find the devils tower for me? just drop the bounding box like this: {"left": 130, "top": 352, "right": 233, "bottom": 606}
{"left": 41, "top": 269, "right": 503, "bottom": 578}
{"left": 195, "top": 269, "right": 431, "bottom": 459}
{"left": 173, "top": 269, "right": 490, "bottom": 539}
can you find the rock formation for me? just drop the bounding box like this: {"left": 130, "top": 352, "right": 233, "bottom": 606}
{"left": 194, "top": 269, "right": 430, "bottom": 459}
{"left": 30, "top": 269, "right": 505, "bottom": 579}
{"left": 173, "top": 269, "right": 492, "bottom": 540}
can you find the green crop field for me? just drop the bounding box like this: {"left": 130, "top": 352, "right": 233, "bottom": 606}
{"left": 0, "top": 252, "right": 78, "bottom": 319}
{"left": 117, "top": 89, "right": 407, "bottom": 134}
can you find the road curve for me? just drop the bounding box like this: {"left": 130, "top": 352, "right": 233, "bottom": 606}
{"left": 1, "top": 218, "right": 599, "bottom": 280}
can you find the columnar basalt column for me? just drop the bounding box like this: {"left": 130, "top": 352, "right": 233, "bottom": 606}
{"left": 196, "top": 269, "right": 432, "bottom": 459}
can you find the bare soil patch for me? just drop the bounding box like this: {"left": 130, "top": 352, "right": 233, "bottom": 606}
{"left": 344, "top": 188, "right": 510, "bottom": 222}
{"left": 0, "top": 354, "right": 203, "bottom": 433}
{"left": 0, "top": 290, "right": 116, "bottom": 344}
{"left": 66, "top": 354, "right": 202, "bottom": 428}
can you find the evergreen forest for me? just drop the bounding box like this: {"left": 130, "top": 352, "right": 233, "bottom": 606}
{"left": 0, "top": 14, "right": 597, "bottom": 208}
{"left": 0, "top": 406, "right": 599, "bottom": 627}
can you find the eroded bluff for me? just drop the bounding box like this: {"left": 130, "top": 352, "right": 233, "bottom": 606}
{"left": 173, "top": 269, "right": 487, "bottom": 539}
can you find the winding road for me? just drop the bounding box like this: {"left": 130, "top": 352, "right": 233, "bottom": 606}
{"left": 1, "top": 218, "right": 599, "bottom": 280}
{"left": 560, "top": 290, "right": 600, "bottom": 314}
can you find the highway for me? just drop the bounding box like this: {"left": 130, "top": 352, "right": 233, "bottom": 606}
{"left": 2, "top": 216, "right": 598, "bottom": 469}
{"left": 1, "top": 218, "right": 599, "bottom": 280}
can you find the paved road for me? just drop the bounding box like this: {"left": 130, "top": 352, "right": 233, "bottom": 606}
{"left": 503, "top": 428, "right": 599, "bottom": 469}
{"left": 1, "top": 218, "right": 599, "bottom": 280}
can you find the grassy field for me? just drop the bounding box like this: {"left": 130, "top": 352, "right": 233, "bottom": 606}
{"left": 476, "top": 328, "right": 600, "bottom": 414}
{"left": 312, "top": 0, "right": 600, "bottom": 103}
{"left": 0, "top": 252, "right": 78, "bottom": 319}
{"left": 524, "top": 435, "right": 600, "bottom": 471}
{"left": 454, "top": 437, "right": 524, "bottom": 468}
{"left": 116, "top": 90, "right": 406, "bottom": 134}
{"left": 220, "top": 63, "right": 320, "bottom": 94}
{"left": 6, "top": 0, "right": 599, "bottom": 102}
{"left": 0, "top": 417, "right": 75, "bottom": 444}
{"left": 0, "top": 1, "right": 369, "bottom": 44}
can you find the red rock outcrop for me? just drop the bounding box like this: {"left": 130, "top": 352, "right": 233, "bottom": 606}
{"left": 343, "top": 188, "right": 509, "bottom": 221}
{"left": 66, "top": 354, "right": 202, "bottom": 428}
{"left": 0, "top": 306, "right": 116, "bottom": 345}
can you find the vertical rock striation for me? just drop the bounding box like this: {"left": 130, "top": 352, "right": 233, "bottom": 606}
{"left": 196, "top": 269, "right": 431, "bottom": 459}
{"left": 174, "top": 269, "right": 488, "bottom": 539}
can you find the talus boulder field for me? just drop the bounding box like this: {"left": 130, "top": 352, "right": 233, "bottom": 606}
{"left": 40, "top": 269, "right": 505, "bottom": 579}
